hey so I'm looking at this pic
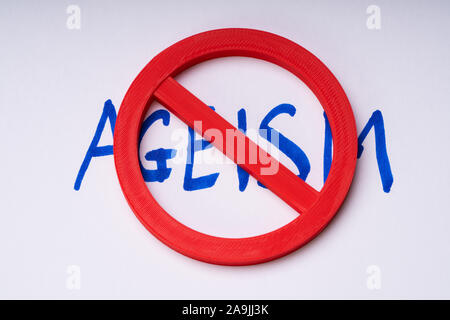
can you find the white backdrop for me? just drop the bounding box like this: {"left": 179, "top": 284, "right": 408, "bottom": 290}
{"left": 1, "top": 0, "right": 449, "bottom": 299}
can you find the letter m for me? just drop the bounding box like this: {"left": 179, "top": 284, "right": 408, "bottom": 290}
{"left": 357, "top": 110, "right": 393, "bottom": 193}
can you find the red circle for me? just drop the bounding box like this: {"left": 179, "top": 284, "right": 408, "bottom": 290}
{"left": 114, "top": 28, "right": 357, "bottom": 265}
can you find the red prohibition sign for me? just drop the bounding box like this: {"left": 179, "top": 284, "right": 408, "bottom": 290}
{"left": 114, "top": 28, "right": 357, "bottom": 266}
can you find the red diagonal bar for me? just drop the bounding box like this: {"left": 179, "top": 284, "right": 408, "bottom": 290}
{"left": 154, "top": 76, "right": 320, "bottom": 214}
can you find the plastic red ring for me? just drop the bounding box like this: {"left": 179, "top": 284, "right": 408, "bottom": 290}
{"left": 114, "top": 28, "right": 357, "bottom": 266}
